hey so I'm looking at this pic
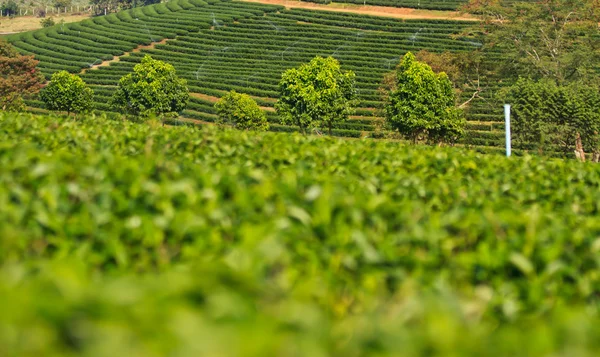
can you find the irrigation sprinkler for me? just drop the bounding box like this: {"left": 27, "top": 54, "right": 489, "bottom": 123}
{"left": 381, "top": 57, "right": 395, "bottom": 70}
{"left": 409, "top": 28, "right": 424, "bottom": 46}
{"left": 267, "top": 20, "right": 282, "bottom": 32}
{"left": 245, "top": 72, "right": 258, "bottom": 87}
{"left": 212, "top": 13, "right": 222, "bottom": 28}
{"left": 194, "top": 62, "right": 206, "bottom": 80}
{"left": 88, "top": 59, "right": 102, "bottom": 67}
{"left": 331, "top": 44, "right": 346, "bottom": 57}
{"left": 280, "top": 40, "right": 300, "bottom": 61}
{"left": 504, "top": 104, "right": 511, "bottom": 157}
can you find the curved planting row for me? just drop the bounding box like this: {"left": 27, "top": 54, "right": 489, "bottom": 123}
{"left": 7, "top": 0, "right": 283, "bottom": 77}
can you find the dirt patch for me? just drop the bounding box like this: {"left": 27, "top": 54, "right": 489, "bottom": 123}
{"left": 191, "top": 92, "right": 220, "bottom": 102}
{"left": 0, "top": 13, "right": 91, "bottom": 35}
{"left": 238, "top": 0, "right": 477, "bottom": 21}
{"left": 81, "top": 38, "right": 169, "bottom": 74}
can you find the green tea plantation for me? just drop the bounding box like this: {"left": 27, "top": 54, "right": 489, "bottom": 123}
{"left": 6, "top": 0, "right": 512, "bottom": 153}
{"left": 1, "top": 112, "right": 600, "bottom": 355}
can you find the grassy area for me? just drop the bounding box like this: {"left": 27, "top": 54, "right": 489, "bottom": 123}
{"left": 1, "top": 112, "right": 600, "bottom": 355}
{"left": 0, "top": 13, "right": 90, "bottom": 34}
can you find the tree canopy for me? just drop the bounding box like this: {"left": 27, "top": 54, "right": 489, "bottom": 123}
{"left": 463, "top": 0, "right": 600, "bottom": 84}
{"left": 0, "top": 40, "right": 45, "bottom": 112}
{"left": 111, "top": 55, "right": 189, "bottom": 120}
{"left": 276, "top": 56, "right": 356, "bottom": 135}
{"left": 384, "top": 52, "right": 465, "bottom": 144}
{"left": 40, "top": 71, "right": 94, "bottom": 116}
{"left": 215, "top": 90, "right": 269, "bottom": 131}
{"left": 501, "top": 78, "right": 600, "bottom": 159}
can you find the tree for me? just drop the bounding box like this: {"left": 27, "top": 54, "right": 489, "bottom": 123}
{"left": 275, "top": 56, "right": 356, "bottom": 135}
{"left": 414, "top": 50, "right": 489, "bottom": 108}
{"left": 501, "top": 78, "right": 600, "bottom": 159}
{"left": 1, "top": 0, "right": 19, "bottom": 16}
{"left": 111, "top": 55, "right": 189, "bottom": 120}
{"left": 214, "top": 90, "right": 269, "bottom": 131}
{"left": 0, "top": 39, "right": 45, "bottom": 112}
{"left": 53, "top": 0, "right": 71, "bottom": 8}
{"left": 40, "top": 71, "right": 94, "bottom": 116}
{"left": 384, "top": 52, "right": 465, "bottom": 144}
{"left": 462, "top": 0, "right": 600, "bottom": 85}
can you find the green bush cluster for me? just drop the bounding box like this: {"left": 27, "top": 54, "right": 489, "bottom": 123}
{"left": 1, "top": 113, "right": 600, "bottom": 355}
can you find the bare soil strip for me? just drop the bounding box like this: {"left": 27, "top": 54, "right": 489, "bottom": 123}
{"left": 81, "top": 38, "right": 169, "bottom": 74}
{"left": 239, "top": 0, "right": 477, "bottom": 21}
{"left": 190, "top": 92, "right": 220, "bottom": 102}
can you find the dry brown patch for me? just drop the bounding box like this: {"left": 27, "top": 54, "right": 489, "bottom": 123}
{"left": 0, "top": 13, "right": 91, "bottom": 34}
{"left": 238, "top": 0, "right": 477, "bottom": 21}
{"left": 190, "top": 92, "right": 220, "bottom": 102}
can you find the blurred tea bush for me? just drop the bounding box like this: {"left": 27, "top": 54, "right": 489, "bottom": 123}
{"left": 1, "top": 113, "right": 599, "bottom": 356}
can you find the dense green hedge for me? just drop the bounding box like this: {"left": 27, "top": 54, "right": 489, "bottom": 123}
{"left": 1, "top": 113, "right": 600, "bottom": 355}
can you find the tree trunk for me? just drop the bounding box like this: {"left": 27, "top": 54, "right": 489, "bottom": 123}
{"left": 574, "top": 132, "right": 586, "bottom": 162}
{"left": 328, "top": 121, "right": 332, "bottom": 136}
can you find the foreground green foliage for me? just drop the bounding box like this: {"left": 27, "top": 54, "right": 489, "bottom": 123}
{"left": 40, "top": 70, "right": 95, "bottom": 115}
{"left": 215, "top": 90, "right": 269, "bottom": 131}
{"left": 1, "top": 113, "right": 600, "bottom": 356}
{"left": 111, "top": 55, "right": 189, "bottom": 119}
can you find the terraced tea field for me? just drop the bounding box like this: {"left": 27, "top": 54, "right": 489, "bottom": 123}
{"left": 7, "top": 0, "right": 508, "bottom": 153}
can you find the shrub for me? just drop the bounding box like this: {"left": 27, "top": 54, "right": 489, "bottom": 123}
{"left": 40, "top": 70, "right": 94, "bottom": 115}
{"left": 40, "top": 17, "right": 55, "bottom": 28}
{"left": 111, "top": 55, "right": 189, "bottom": 120}
{"left": 215, "top": 90, "right": 269, "bottom": 131}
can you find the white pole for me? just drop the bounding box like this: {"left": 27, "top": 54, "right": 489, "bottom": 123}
{"left": 504, "top": 104, "right": 511, "bottom": 157}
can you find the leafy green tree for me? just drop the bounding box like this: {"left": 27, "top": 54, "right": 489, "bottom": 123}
{"left": 463, "top": 0, "right": 600, "bottom": 85}
{"left": 40, "top": 71, "right": 94, "bottom": 116}
{"left": 1, "top": 0, "right": 19, "bottom": 16}
{"left": 111, "top": 55, "right": 189, "bottom": 120}
{"left": 502, "top": 78, "right": 600, "bottom": 158}
{"left": 214, "top": 90, "right": 269, "bottom": 131}
{"left": 53, "top": 0, "right": 71, "bottom": 8}
{"left": 276, "top": 56, "right": 356, "bottom": 135}
{"left": 384, "top": 52, "right": 464, "bottom": 144}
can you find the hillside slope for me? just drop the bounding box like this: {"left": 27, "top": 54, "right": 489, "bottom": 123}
{"left": 9, "top": 0, "right": 512, "bottom": 152}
